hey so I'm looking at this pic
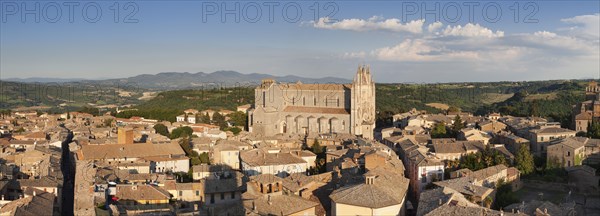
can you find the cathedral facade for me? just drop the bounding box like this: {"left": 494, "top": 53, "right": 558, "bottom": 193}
{"left": 248, "top": 65, "right": 376, "bottom": 139}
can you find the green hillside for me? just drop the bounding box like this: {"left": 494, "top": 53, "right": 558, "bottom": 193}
{"left": 2, "top": 79, "right": 591, "bottom": 128}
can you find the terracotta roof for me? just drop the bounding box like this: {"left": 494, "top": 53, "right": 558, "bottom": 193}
{"left": 425, "top": 205, "right": 524, "bottom": 216}
{"left": 470, "top": 164, "right": 508, "bottom": 181}
{"left": 416, "top": 187, "right": 480, "bottom": 216}
{"left": 0, "top": 191, "right": 56, "bottom": 216}
{"left": 116, "top": 184, "right": 170, "bottom": 201}
{"left": 505, "top": 200, "right": 571, "bottom": 216}
{"left": 549, "top": 137, "right": 585, "bottom": 150}
{"left": 250, "top": 174, "right": 283, "bottom": 185}
{"left": 330, "top": 166, "right": 409, "bottom": 208}
{"left": 244, "top": 194, "right": 319, "bottom": 215}
{"left": 240, "top": 148, "right": 307, "bottom": 167}
{"left": 433, "top": 178, "right": 493, "bottom": 198}
{"left": 432, "top": 141, "right": 485, "bottom": 154}
{"left": 78, "top": 142, "right": 185, "bottom": 160}
{"left": 203, "top": 172, "right": 244, "bottom": 193}
{"left": 533, "top": 127, "right": 576, "bottom": 135}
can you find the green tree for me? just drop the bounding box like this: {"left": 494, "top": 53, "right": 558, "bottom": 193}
{"left": 226, "top": 127, "right": 242, "bottom": 135}
{"left": 199, "top": 152, "right": 210, "bottom": 164}
{"left": 515, "top": 144, "right": 535, "bottom": 175}
{"left": 103, "top": 118, "right": 113, "bottom": 127}
{"left": 79, "top": 106, "right": 99, "bottom": 116}
{"left": 212, "top": 112, "right": 227, "bottom": 129}
{"left": 494, "top": 180, "right": 518, "bottom": 209}
{"left": 178, "top": 136, "right": 192, "bottom": 156}
{"left": 588, "top": 121, "right": 600, "bottom": 138}
{"left": 171, "top": 126, "right": 193, "bottom": 139}
{"left": 451, "top": 115, "right": 464, "bottom": 135}
{"left": 546, "top": 156, "right": 561, "bottom": 170}
{"left": 153, "top": 123, "right": 170, "bottom": 137}
{"left": 447, "top": 106, "right": 460, "bottom": 114}
{"left": 191, "top": 157, "right": 202, "bottom": 166}
{"left": 227, "top": 111, "right": 247, "bottom": 129}
{"left": 14, "top": 127, "right": 25, "bottom": 133}
{"left": 311, "top": 139, "right": 323, "bottom": 154}
{"left": 431, "top": 122, "right": 448, "bottom": 138}
{"left": 200, "top": 113, "right": 211, "bottom": 124}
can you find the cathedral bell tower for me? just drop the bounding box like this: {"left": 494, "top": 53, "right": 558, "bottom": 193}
{"left": 350, "top": 65, "right": 376, "bottom": 140}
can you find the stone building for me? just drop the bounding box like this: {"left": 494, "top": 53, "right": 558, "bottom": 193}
{"left": 248, "top": 65, "right": 376, "bottom": 139}
{"left": 572, "top": 81, "right": 600, "bottom": 132}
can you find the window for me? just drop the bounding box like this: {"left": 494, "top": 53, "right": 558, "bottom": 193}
{"left": 567, "top": 151, "right": 570, "bottom": 156}
{"left": 231, "top": 192, "right": 235, "bottom": 199}
{"left": 303, "top": 97, "right": 305, "bottom": 106}
{"left": 210, "top": 194, "right": 215, "bottom": 204}
{"left": 337, "top": 98, "right": 340, "bottom": 107}
{"left": 196, "top": 190, "right": 200, "bottom": 196}
{"left": 314, "top": 97, "right": 317, "bottom": 106}
{"left": 262, "top": 92, "right": 266, "bottom": 107}
{"left": 221, "top": 193, "right": 225, "bottom": 200}
{"left": 179, "top": 191, "right": 182, "bottom": 196}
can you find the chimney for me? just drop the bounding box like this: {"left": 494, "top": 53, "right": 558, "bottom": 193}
{"left": 366, "top": 175, "right": 375, "bottom": 185}
{"left": 118, "top": 127, "right": 133, "bottom": 144}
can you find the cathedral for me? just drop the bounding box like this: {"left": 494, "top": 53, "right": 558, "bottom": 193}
{"left": 248, "top": 65, "right": 376, "bottom": 139}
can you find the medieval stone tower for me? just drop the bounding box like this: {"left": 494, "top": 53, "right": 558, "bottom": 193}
{"left": 350, "top": 65, "right": 376, "bottom": 139}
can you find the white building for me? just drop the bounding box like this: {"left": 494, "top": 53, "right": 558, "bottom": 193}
{"left": 240, "top": 148, "right": 310, "bottom": 177}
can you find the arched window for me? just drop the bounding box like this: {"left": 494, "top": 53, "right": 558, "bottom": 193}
{"left": 303, "top": 97, "right": 306, "bottom": 106}
{"left": 314, "top": 97, "right": 317, "bottom": 106}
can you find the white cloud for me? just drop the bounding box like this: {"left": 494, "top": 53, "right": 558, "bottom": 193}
{"left": 518, "top": 31, "right": 599, "bottom": 56}
{"left": 371, "top": 39, "right": 504, "bottom": 62}
{"left": 561, "top": 13, "right": 600, "bottom": 38}
{"left": 441, "top": 23, "right": 504, "bottom": 38}
{"left": 427, "top": 21, "right": 443, "bottom": 33}
{"left": 343, "top": 51, "right": 366, "bottom": 59}
{"left": 327, "top": 14, "right": 598, "bottom": 81}
{"left": 312, "top": 16, "right": 424, "bottom": 34}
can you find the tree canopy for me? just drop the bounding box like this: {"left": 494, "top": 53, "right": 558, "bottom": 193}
{"left": 311, "top": 139, "right": 323, "bottom": 154}
{"left": 515, "top": 144, "right": 535, "bottom": 175}
{"left": 153, "top": 123, "right": 170, "bottom": 137}
{"left": 170, "top": 126, "right": 193, "bottom": 139}
{"left": 431, "top": 123, "right": 448, "bottom": 138}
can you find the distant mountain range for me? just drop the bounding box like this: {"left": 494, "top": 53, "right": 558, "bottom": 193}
{"left": 3, "top": 71, "right": 351, "bottom": 90}
{"left": 3, "top": 77, "right": 87, "bottom": 83}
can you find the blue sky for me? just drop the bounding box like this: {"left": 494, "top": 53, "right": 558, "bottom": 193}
{"left": 1, "top": 1, "right": 599, "bottom": 83}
